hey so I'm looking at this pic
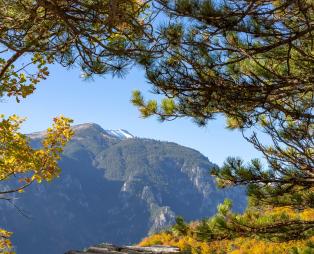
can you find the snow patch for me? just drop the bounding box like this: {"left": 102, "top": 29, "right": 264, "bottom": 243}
{"left": 28, "top": 131, "right": 47, "bottom": 139}
{"left": 105, "top": 129, "right": 134, "bottom": 139}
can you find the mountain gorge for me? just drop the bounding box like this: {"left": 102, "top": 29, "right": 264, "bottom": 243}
{"left": 0, "top": 123, "right": 246, "bottom": 254}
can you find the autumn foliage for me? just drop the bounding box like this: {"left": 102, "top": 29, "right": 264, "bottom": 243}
{"left": 139, "top": 208, "right": 314, "bottom": 254}
{"left": 0, "top": 0, "right": 313, "bottom": 252}
{"left": 0, "top": 115, "right": 73, "bottom": 252}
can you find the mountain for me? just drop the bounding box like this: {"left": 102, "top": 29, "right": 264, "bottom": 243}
{"left": 0, "top": 123, "right": 246, "bottom": 254}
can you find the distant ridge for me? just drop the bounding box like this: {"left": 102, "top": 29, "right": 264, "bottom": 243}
{"left": 29, "top": 123, "right": 134, "bottom": 140}
{"left": 2, "top": 123, "right": 246, "bottom": 254}
{"left": 72, "top": 123, "right": 134, "bottom": 139}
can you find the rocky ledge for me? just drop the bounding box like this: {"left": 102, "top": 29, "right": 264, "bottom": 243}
{"left": 65, "top": 244, "right": 181, "bottom": 254}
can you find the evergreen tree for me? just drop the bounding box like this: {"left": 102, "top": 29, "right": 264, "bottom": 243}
{"left": 132, "top": 0, "right": 314, "bottom": 242}
{"left": 1, "top": 0, "right": 313, "bottom": 249}
{"left": 172, "top": 217, "right": 189, "bottom": 237}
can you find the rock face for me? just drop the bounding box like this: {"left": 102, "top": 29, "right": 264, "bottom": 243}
{"left": 0, "top": 123, "right": 246, "bottom": 254}
{"left": 65, "top": 244, "right": 181, "bottom": 254}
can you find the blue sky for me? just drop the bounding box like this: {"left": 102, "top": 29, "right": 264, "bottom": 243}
{"left": 1, "top": 64, "right": 262, "bottom": 166}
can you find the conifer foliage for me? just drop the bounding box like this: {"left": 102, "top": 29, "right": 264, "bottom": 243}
{"left": 132, "top": 0, "right": 314, "bottom": 243}
{"left": 0, "top": 0, "right": 313, "bottom": 252}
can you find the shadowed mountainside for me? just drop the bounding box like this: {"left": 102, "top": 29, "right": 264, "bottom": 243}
{"left": 0, "top": 123, "right": 246, "bottom": 254}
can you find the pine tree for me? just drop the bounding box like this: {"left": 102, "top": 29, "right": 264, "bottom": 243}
{"left": 132, "top": 0, "right": 314, "bottom": 242}
{"left": 1, "top": 0, "right": 313, "bottom": 248}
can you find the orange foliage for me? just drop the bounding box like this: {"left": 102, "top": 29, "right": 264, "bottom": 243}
{"left": 140, "top": 233, "right": 314, "bottom": 254}
{"left": 139, "top": 209, "right": 314, "bottom": 254}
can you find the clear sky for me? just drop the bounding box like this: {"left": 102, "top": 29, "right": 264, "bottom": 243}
{"left": 1, "top": 64, "right": 262, "bottom": 166}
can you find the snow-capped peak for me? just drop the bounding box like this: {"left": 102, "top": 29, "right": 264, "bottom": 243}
{"left": 27, "top": 130, "right": 47, "bottom": 139}
{"left": 73, "top": 124, "right": 134, "bottom": 139}
{"left": 105, "top": 129, "right": 134, "bottom": 139}
{"left": 28, "top": 123, "right": 134, "bottom": 140}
